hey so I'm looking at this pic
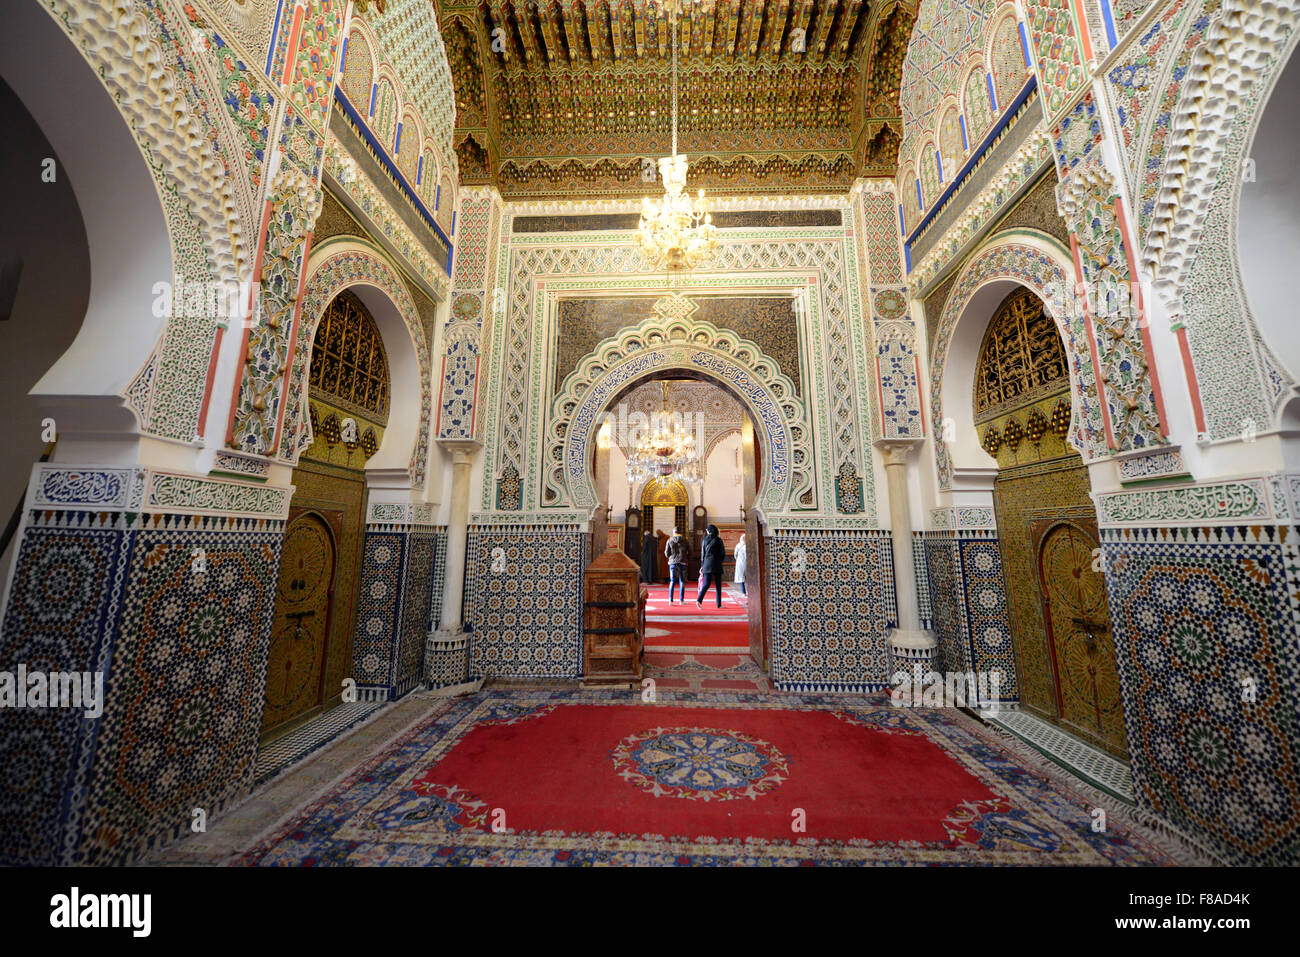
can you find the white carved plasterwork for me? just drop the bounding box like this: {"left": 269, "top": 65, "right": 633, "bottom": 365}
{"left": 550, "top": 317, "right": 807, "bottom": 514}
{"left": 1142, "top": 0, "right": 1298, "bottom": 307}
{"left": 1096, "top": 476, "right": 1276, "bottom": 527}
{"left": 28, "top": 464, "right": 290, "bottom": 518}
{"left": 479, "top": 229, "right": 879, "bottom": 522}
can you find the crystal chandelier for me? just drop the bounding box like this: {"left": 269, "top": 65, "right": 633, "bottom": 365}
{"left": 626, "top": 382, "right": 702, "bottom": 485}
{"left": 637, "top": 1, "right": 719, "bottom": 271}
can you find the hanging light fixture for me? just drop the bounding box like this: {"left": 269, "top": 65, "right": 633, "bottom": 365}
{"left": 626, "top": 382, "right": 703, "bottom": 486}
{"left": 637, "top": 0, "right": 719, "bottom": 271}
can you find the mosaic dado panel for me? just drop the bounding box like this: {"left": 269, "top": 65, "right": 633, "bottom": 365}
{"left": 765, "top": 530, "right": 896, "bottom": 693}
{"left": 1100, "top": 523, "right": 1300, "bottom": 865}
{"left": 463, "top": 526, "right": 587, "bottom": 679}
{"left": 922, "top": 527, "right": 1017, "bottom": 705}
{"left": 0, "top": 510, "right": 285, "bottom": 865}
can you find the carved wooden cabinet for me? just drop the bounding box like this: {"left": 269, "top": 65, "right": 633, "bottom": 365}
{"left": 582, "top": 548, "right": 646, "bottom": 684}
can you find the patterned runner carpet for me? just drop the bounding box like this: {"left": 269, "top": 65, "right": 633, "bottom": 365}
{"left": 234, "top": 688, "right": 1183, "bottom": 866}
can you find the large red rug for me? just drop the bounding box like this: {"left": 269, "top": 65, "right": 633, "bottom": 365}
{"left": 237, "top": 689, "right": 1179, "bottom": 866}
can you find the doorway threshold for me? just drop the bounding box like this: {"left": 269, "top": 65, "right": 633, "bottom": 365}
{"left": 976, "top": 708, "right": 1134, "bottom": 803}
{"left": 254, "top": 701, "right": 387, "bottom": 786}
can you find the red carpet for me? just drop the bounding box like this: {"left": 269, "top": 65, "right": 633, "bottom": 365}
{"left": 407, "top": 702, "right": 991, "bottom": 843}
{"left": 642, "top": 584, "right": 746, "bottom": 616}
{"left": 237, "top": 689, "right": 1185, "bottom": 865}
{"left": 643, "top": 618, "right": 750, "bottom": 651}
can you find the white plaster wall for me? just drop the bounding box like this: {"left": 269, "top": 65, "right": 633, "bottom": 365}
{"left": 703, "top": 430, "right": 744, "bottom": 521}
{"left": 1239, "top": 50, "right": 1300, "bottom": 383}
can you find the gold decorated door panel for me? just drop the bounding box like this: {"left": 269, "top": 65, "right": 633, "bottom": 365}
{"left": 1033, "top": 517, "right": 1128, "bottom": 758}
{"left": 262, "top": 511, "right": 336, "bottom": 736}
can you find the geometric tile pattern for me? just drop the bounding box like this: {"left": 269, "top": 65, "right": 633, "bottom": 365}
{"left": 77, "top": 520, "right": 283, "bottom": 866}
{"left": 254, "top": 701, "right": 387, "bottom": 786}
{"left": 765, "top": 530, "right": 896, "bottom": 692}
{"left": 1100, "top": 523, "right": 1300, "bottom": 865}
{"left": 959, "top": 539, "right": 1018, "bottom": 702}
{"left": 463, "top": 526, "right": 587, "bottom": 679}
{"left": 352, "top": 531, "right": 406, "bottom": 695}
{"left": 0, "top": 521, "right": 131, "bottom": 865}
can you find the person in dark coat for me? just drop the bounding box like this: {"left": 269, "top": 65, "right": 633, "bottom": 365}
{"left": 640, "top": 530, "right": 658, "bottom": 583}
{"left": 696, "top": 524, "right": 725, "bottom": 609}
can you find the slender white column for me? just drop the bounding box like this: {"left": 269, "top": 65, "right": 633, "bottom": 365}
{"left": 875, "top": 440, "right": 936, "bottom": 654}
{"left": 435, "top": 440, "right": 480, "bottom": 634}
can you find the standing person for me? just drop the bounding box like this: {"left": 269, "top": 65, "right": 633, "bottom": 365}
{"left": 640, "top": 529, "right": 657, "bottom": 583}
{"left": 665, "top": 527, "right": 688, "bottom": 603}
{"left": 733, "top": 532, "right": 748, "bottom": 595}
{"left": 696, "top": 524, "right": 725, "bottom": 609}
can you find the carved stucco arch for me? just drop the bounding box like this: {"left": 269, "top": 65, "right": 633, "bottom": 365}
{"left": 929, "top": 231, "right": 1104, "bottom": 490}
{"left": 284, "top": 237, "right": 432, "bottom": 485}
{"left": 8, "top": 0, "right": 254, "bottom": 446}
{"left": 1162, "top": 11, "right": 1300, "bottom": 437}
{"left": 548, "top": 315, "right": 807, "bottom": 515}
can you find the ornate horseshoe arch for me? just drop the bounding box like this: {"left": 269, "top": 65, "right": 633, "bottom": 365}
{"left": 282, "top": 237, "right": 433, "bottom": 485}
{"left": 546, "top": 314, "right": 808, "bottom": 514}
{"left": 929, "top": 234, "right": 1104, "bottom": 490}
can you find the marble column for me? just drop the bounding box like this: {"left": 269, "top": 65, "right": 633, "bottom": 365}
{"left": 874, "top": 440, "right": 937, "bottom": 673}
{"left": 426, "top": 439, "right": 480, "bottom": 686}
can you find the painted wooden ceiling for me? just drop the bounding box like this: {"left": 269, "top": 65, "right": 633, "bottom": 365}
{"left": 436, "top": 0, "right": 918, "bottom": 197}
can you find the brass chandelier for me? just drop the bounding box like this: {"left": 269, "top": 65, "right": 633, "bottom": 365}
{"left": 626, "top": 382, "right": 702, "bottom": 485}
{"left": 637, "top": 0, "right": 719, "bottom": 271}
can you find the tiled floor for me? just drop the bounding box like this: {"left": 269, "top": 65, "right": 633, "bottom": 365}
{"left": 255, "top": 702, "right": 387, "bottom": 785}
{"left": 977, "top": 707, "right": 1134, "bottom": 802}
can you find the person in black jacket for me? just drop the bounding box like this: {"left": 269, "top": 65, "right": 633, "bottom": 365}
{"left": 696, "top": 524, "right": 725, "bottom": 609}
{"left": 640, "top": 530, "right": 657, "bottom": 583}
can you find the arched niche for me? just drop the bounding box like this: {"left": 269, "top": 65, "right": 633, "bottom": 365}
{"left": 1239, "top": 48, "right": 1300, "bottom": 384}
{"left": 0, "top": 2, "right": 176, "bottom": 444}
{"left": 929, "top": 234, "right": 1101, "bottom": 491}
{"left": 561, "top": 352, "right": 795, "bottom": 520}
{"left": 290, "top": 239, "right": 432, "bottom": 488}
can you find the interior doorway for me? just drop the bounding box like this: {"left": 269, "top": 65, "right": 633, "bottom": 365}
{"left": 261, "top": 289, "right": 390, "bottom": 741}
{"left": 975, "top": 287, "right": 1128, "bottom": 758}
{"left": 593, "top": 375, "right": 768, "bottom": 670}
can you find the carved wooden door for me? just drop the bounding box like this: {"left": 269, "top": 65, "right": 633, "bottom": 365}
{"left": 1036, "top": 520, "right": 1127, "bottom": 757}
{"left": 262, "top": 512, "right": 335, "bottom": 735}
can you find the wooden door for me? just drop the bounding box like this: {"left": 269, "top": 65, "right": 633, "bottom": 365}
{"left": 262, "top": 512, "right": 335, "bottom": 735}
{"left": 1036, "top": 520, "right": 1128, "bottom": 757}
{"left": 742, "top": 417, "right": 767, "bottom": 667}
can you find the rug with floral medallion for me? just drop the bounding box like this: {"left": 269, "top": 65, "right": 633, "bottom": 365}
{"left": 234, "top": 688, "right": 1189, "bottom": 866}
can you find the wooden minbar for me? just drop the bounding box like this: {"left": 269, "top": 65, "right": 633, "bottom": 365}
{"left": 582, "top": 547, "right": 646, "bottom": 685}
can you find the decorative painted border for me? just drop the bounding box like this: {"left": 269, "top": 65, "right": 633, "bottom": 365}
{"left": 28, "top": 465, "right": 290, "bottom": 519}
{"left": 1096, "top": 477, "right": 1273, "bottom": 527}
